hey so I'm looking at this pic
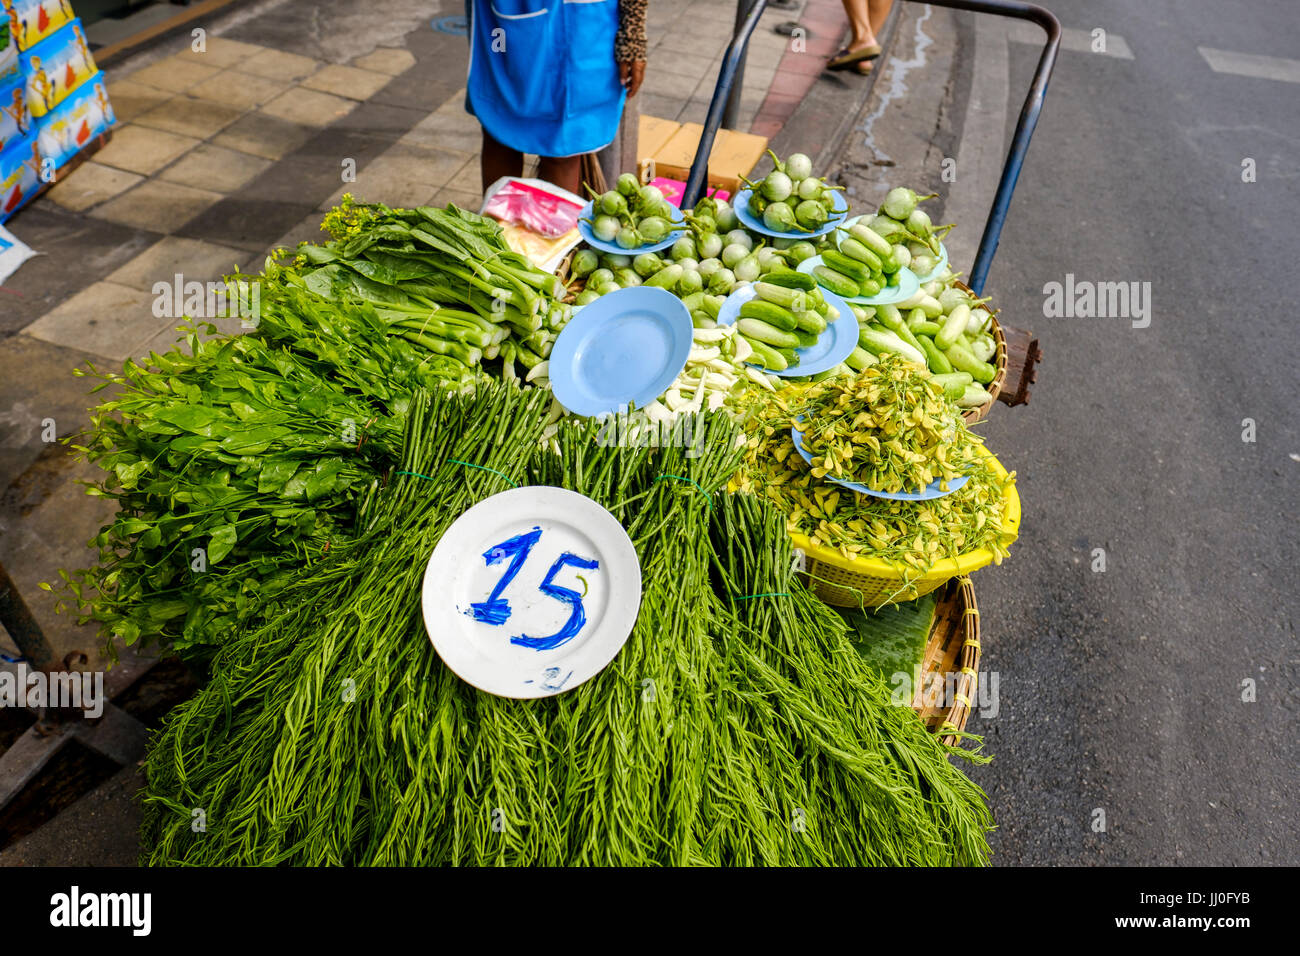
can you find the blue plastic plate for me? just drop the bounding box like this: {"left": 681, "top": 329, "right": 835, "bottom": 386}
{"left": 733, "top": 187, "right": 849, "bottom": 239}
{"left": 577, "top": 200, "right": 686, "bottom": 255}
{"left": 549, "top": 287, "right": 693, "bottom": 418}
{"left": 791, "top": 419, "right": 969, "bottom": 500}
{"left": 717, "top": 284, "right": 857, "bottom": 378}
{"left": 796, "top": 255, "right": 920, "bottom": 305}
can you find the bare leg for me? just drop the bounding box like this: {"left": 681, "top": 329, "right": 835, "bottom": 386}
{"left": 840, "top": 0, "right": 875, "bottom": 47}
{"left": 481, "top": 128, "right": 523, "bottom": 194}
{"left": 867, "top": 0, "right": 893, "bottom": 38}
{"left": 537, "top": 154, "right": 583, "bottom": 195}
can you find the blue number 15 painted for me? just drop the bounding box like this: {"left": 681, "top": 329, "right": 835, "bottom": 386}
{"left": 468, "top": 526, "right": 599, "bottom": 652}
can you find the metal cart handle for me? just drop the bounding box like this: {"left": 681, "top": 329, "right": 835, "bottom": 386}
{"left": 684, "top": 0, "right": 1061, "bottom": 298}
{"left": 923, "top": 1, "right": 1060, "bottom": 294}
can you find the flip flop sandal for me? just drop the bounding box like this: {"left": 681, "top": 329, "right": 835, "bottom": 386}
{"left": 827, "top": 44, "right": 883, "bottom": 70}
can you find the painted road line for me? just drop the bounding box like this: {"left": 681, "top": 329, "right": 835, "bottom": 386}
{"left": 1198, "top": 47, "right": 1300, "bottom": 84}
{"left": 1008, "top": 22, "right": 1133, "bottom": 60}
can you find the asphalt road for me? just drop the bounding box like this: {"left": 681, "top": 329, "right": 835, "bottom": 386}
{"left": 920, "top": 0, "right": 1300, "bottom": 864}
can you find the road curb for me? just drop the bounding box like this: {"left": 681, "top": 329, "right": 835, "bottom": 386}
{"left": 760, "top": 1, "right": 904, "bottom": 174}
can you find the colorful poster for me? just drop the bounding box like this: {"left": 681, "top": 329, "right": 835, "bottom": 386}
{"left": 1, "top": 7, "right": 20, "bottom": 81}
{"left": 4, "top": 0, "right": 75, "bottom": 52}
{"left": 21, "top": 19, "right": 96, "bottom": 117}
{"left": 0, "top": 68, "right": 30, "bottom": 152}
{"left": 35, "top": 71, "right": 113, "bottom": 170}
{"left": 0, "top": 129, "right": 41, "bottom": 221}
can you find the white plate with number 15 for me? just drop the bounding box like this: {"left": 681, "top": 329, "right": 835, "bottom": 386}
{"left": 422, "top": 486, "right": 642, "bottom": 699}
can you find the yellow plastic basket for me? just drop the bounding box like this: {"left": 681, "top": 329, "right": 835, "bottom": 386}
{"left": 790, "top": 447, "right": 1021, "bottom": 608}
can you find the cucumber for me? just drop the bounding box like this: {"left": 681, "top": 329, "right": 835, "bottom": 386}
{"left": 700, "top": 294, "right": 724, "bottom": 319}
{"left": 838, "top": 237, "right": 883, "bottom": 273}
{"left": 775, "top": 346, "right": 800, "bottom": 367}
{"left": 752, "top": 281, "right": 809, "bottom": 310}
{"left": 794, "top": 310, "right": 827, "bottom": 334}
{"left": 918, "top": 335, "right": 953, "bottom": 374}
{"left": 792, "top": 328, "right": 819, "bottom": 348}
{"left": 743, "top": 336, "right": 789, "bottom": 371}
{"left": 821, "top": 248, "right": 874, "bottom": 283}
{"left": 739, "top": 299, "right": 798, "bottom": 331}
{"left": 845, "top": 346, "right": 877, "bottom": 371}
{"left": 935, "top": 304, "right": 970, "bottom": 349}
{"left": 911, "top": 320, "right": 943, "bottom": 337}
{"left": 759, "top": 268, "right": 818, "bottom": 291}
{"left": 813, "top": 265, "right": 860, "bottom": 298}
{"left": 644, "top": 263, "right": 684, "bottom": 289}
{"left": 916, "top": 294, "right": 943, "bottom": 318}
{"left": 957, "top": 383, "right": 993, "bottom": 408}
{"left": 736, "top": 317, "right": 800, "bottom": 349}
{"left": 944, "top": 340, "right": 996, "bottom": 384}
{"left": 858, "top": 326, "right": 926, "bottom": 366}
{"left": 680, "top": 292, "right": 706, "bottom": 313}
{"left": 930, "top": 371, "right": 974, "bottom": 390}
{"left": 848, "top": 222, "right": 894, "bottom": 259}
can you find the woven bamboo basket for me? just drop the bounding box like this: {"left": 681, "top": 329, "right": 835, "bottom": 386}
{"left": 954, "top": 280, "right": 1006, "bottom": 424}
{"left": 910, "top": 576, "right": 982, "bottom": 745}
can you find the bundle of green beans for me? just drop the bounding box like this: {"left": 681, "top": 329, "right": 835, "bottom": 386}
{"left": 706, "top": 494, "right": 992, "bottom": 865}
{"left": 141, "top": 384, "right": 992, "bottom": 866}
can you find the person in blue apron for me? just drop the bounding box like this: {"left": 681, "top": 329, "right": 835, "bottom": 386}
{"left": 466, "top": 0, "right": 647, "bottom": 195}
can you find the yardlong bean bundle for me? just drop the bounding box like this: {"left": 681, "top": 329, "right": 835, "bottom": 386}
{"left": 141, "top": 384, "right": 993, "bottom": 866}
{"left": 705, "top": 494, "right": 993, "bottom": 865}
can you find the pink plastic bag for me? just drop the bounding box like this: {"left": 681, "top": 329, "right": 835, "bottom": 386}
{"left": 482, "top": 178, "right": 584, "bottom": 238}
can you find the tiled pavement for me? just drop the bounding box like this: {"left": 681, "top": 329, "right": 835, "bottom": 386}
{"left": 0, "top": 0, "right": 852, "bottom": 663}
{"left": 4, "top": 0, "right": 849, "bottom": 362}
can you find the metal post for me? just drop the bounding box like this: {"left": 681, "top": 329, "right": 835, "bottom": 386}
{"left": 0, "top": 561, "right": 55, "bottom": 671}
{"left": 723, "top": 0, "right": 759, "bottom": 130}
{"left": 684, "top": 0, "right": 770, "bottom": 207}
{"left": 915, "top": 1, "right": 1061, "bottom": 294}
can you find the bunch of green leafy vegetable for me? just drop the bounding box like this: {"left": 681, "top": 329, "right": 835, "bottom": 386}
{"left": 60, "top": 277, "right": 471, "bottom": 665}
{"left": 304, "top": 197, "right": 571, "bottom": 381}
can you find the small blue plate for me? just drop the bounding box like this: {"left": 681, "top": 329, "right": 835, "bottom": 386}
{"left": 577, "top": 201, "right": 686, "bottom": 256}
{"left": 791, "top": 419, "right": 970, "bottom": 500}
{"left": 733, "top": 187, "right": 849, "bottom": 239}
{"left": 717, "top": 284, "right": 857, "bottom": 378}
{"left": 797, "top": 255, "right": 920, "bottom": 305}
{"left": 549, "top": 287, "right": 693, "bottom": 418}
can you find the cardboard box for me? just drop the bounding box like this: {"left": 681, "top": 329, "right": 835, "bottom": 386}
{"left": 637, "top": 117, "right": 769, "bottom": 195}
{"left": 0, "top": 129, "right": 39, "bottom": 221}
{"left": 36, "top": 71, "right": 113, "bottom": 169}
{"left": 637, "top": 113, "right": 678, "bottom": 164}
{"left": 22, "top": 18, "right": 97, "bottom": 117}
{"left": 0, "top": 65, "right": 30, "bottom": 152}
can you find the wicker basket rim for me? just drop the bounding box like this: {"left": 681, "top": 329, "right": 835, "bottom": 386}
{"left": 789, "top": 445, "right": 1021, "bottom": 581}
